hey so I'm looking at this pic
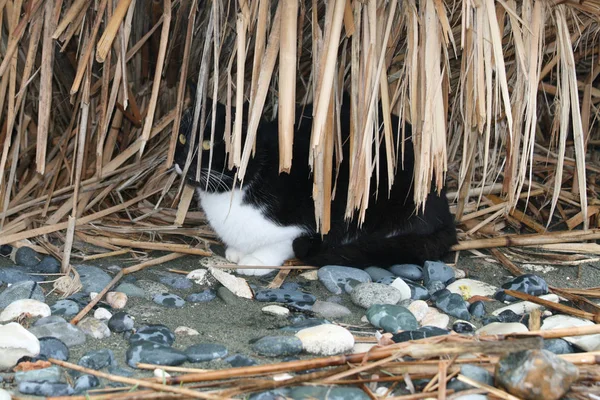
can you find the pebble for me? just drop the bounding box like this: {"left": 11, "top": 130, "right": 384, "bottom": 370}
{"left": 544, "top": 338, "right": 575, "bottom": 354}
{"left": 75, "top": 265, "right": 112, "bottom": 293}
{"left": 392, "top": 326, "right": 450, "bottom": 343}
{"left": 15, "top": 365, "right": 63, "bottom": 384}
{"left": 311, "top": 301, "right": 352, "bottom": 319}
{"left": 33, "top": 315, "right": 66, "bottom": 326}
{"left": 434, "top": 290, "right": 471, "bottom": 320}
{"left": 153, "top": 293, "right": 186, "bottom": 308}
{"left": 0, "top": 389, "right": 9, "bottom": 400}
{"left": 27, "top": 256, "right": 61, "bottom": 274}
{"left": 262, "top": 305, "right": 290, "bottom": 317}
{"left": 217, "top": 286, "right": 246, "bottom": 305}
{"left": 426, "top": 280, "right": 446, "bottom": 295}
{"left": 252, "top": 336, "right": 303, "bottom": 357}
{"left": 495, "top": 274, "right": 549, "bottom": 302}
{"left": 421, "top": 308, "right": 450, "bottom": 329}
{"left": 447, "top": 279, "right": 498, "bottom": 299}
{"left": 186, "top": 268, "right": 211, "bottom": 285}
{"left": 407, "top": 300, "right": 429, "bottom": 322}
{"left": 186, "top": 289, "right": 217, "bottom": 303}
{"left": 78, "top": 317, "right": 111, "bottom": 339}
{"left": 38, "top": 337, "right": 69, "bottom": 361}
{"left": 106, "top": 292, "right": 128, "bottom": 309}
{"left": 15, "top": 247, "right": 42, "bottom": 267}
{"left": 317, "top": 265, "right": 371, "bottom": 294}
{"left": 225, "top": 354, "right": 258, "bottom": 367}
{"left": 78, "top": 349, "right": 115, "bottom": 370}
{"left": 295, "top": 324, "right": 354, "bottom": 355}
{"left": 129, "top": 324, "right": 175, "bottom": 346}
{"left": 18, "top": 382, "right": 73, "bottom": 396}
{"left": 185, "top": 343, "right": 228, "bottom": 362}
{"left": 0, "top": 322, "right": 40, "bottom": 369}
{"left": 350, "top": 282, "right": 403, "bottom": 308}
{"left": 0, "top": 281, "right": 45, "bottom": 309}
{"left": 126, "top": 342, "right": 188, "bottom": 368}
{"left": 29, "top": 319, "right": 87, "bottom": 347}
{"left": 50, "top": 300, "right": 80, "bottom": 318}
{"left": 0, "top": 299, "right": 51, "bottom": 322}
{"left": 108, "top": 312, "right": 135, "bottom": 333}
{"left": 448, "top": 364, "right": 494, "bottom": 392}
{"left": 114, "top": 283, "right": 146, "bottom": 298}
{"left": 0, "top": 267, "right": 43, "bottom": 283}
{"left": 541, "top": 315, "right": 600, "bottom": 351}
{"left": 496, "top": 349, "right": 579, "bottom": 400}
{"left": 255, "top": 288, "right": 316, "bottom": 305}
{"left": 407, "top": 281, "right": 430, "bottom": 300}
{"left": 469, "top": 301, "right": 486, "bottom": 318}
{"left": 135, "top": 280, "right": 171, "bottom": 299}
{"left": 157, "top": 272, "right": 193, "bottom": 290}
{"left": 281, "top": 318, "right": 330, "bottom": 333}
{"left": 366, "top": 304, "right": 419, "bottom": 333}
{"left": 153, "top": 368, "right": 171, "bottom": 378}
{"left": 0, "top": 244, "right": 12, "bottom": 256}
{"left": 423, "top": 261, "right": 455, "bottom": 284}
{"left": 492, "top": 294, "right": 559, "bottom": 316}
{"left": 476, "top": 322, "right": 529, "bottom": 335}
{"left": 390, "top": 278, "right": 412, "bottom": 301}
{"left": 199, "top": 255, "right": 231, "bottom": 268}
{"left": 365, "top": 267, "right": 395, "bottom": 281}
{"left": 94, "top": 308, "right": 112, "bottom": 320}
{"left": 175, "top": 326, "right": 200, "bottom": 336}
{"left": 453, "top": 320, "right": 476, "bottom": 334}
{"left": 300, "top": 270, "right": 318, "bottom": 280}
{"left": 389, "top": 264, "right": 423, "bottom": 281}
{"left": 74, "top": 375, "right": 100, "bottom": 393}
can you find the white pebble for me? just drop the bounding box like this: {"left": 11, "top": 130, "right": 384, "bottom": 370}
{"left": 94, "top": 308, "right": 112, "bottom": 320}
{"left": 446, "top": 279, "right": 498, "bottom": 299}
{"left": 186, "top": 268, "right": 211, "bottom": 285}
{"left": 0, "top": 322, "right": 40, "bottom": 369}
{"left": 296, "top": 324, "right": 354, "bottom": 355}
{"left": 0, "top": 388, "right": 11, "bottom": 400}
{"left": 89, "top": 292, "right": 99, "bottom": 300}
{"left": 300, "top": 270, "right": 319, "bottom": 281}
{"left": 0, "top": 299, "right": 50, "bottom": 322}
{"left": 106, "top": 292, "right": 128, "bottom": 309}
{"left": 541, "top": 315, "right": 600, "bottom": 351}
{"left": 476, "top": 322, "right": 529, "bottom": 335}
{"left": 407, "top": 300, "right": 429, "bottom": 322}
{"left": 175, "top": 326, "right": 200, "bottom": 336}
{"left": 262, "top": 305, "right": 290, "bottom": 317}
{"left": 421, "top": 308, "right": 450, "bottom": 329}
{"left": 390, "top": 278, "right": 412, "bottom": 301}
{"left": 78, "top": 317, "right": 111, "bottom": 339}
{"left": 153, "top": 368, "right": 171, "bottom": 378}
{"left": 492, "top": 294, "right": 559, "bottom": 316}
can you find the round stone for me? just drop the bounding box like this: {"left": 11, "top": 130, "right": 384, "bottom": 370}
{"left": 15, "top": 247, "right": 42, "bottom": 267}
{"left": 496, "top": 274, "right": 549, "bottom": 303}
{"left": 407, "top": 300, "right": 429, "bottom": 322}
{"left": 225, "top": 354, "right": 257, "bottom": 367}
{"left": 407, "top": 282, "right": 430, "bottom": 300}
{"left": 543, "top": 339, "right": 575, "bottom": 355}
{"left": 421, "top": 308, "right": 450, "bottom": 329}
{"left": 113, "top": 283, "right": 146, "bottom": 298}
{"left": 129, "top": 324, "right": 175, "bottom": 346}
{"left": 174, "top": 326, "right": 199, "bottom": 336}
{"left": 366, "top": 304, "right": 419, "bottom": 333}
{"left": 108, "top": 312, "right": 134, "bottom": 333}
{"left": 448, "top": 364, "right": 494, "bottom": 392}
{"left": 350, "top": 282, "right": 403, "bottom": 308}
{"left": 317, "top": 266, "right": 371, "bottom": 295}
{"left": 389, "top": 264, "right": 423, "bottom": 281}
{"left": 447, "top": 279, "right": 498, "bottom": 299}
{"left": 126, "top": 342, "right": 187, "bottom": 368}
{"left": 364, "top": 267, "right": 395, "bottom": 281}
{"left": 28, "top": 319, "right": 87, "bottom": 347}
{"left": 252, "top": 336, "right": 303, "bottom": 357}
{"left": 492, "top": 294, "right": 559, "bottom": 316}
{"left": 157, "top": 272, "right": 193, "bottom": 290}
{"left": 94, "top": 308, "right": 112, "bottom": 321}
{"left": 423, "top": 261, "right": 455, "bottom": 285}
{"left": 75, "top": 265, "right": 112, "bottom": 294}
{"left": 452, "top": 320, "right": 476, "bottom": 334}
{"left": 390, "top": 278, "right": 412, "bottom": 301}
{"left": 295, "top": 324, "right": 354, "bottom": 355}
{"left": 15, "top": 366, "right": 62, "bottom": 384}
{"left": 38, "top": 337, "right": 69, "bottom": 361}
{"left": 469, "top": 301, "right": 486, "bottom": 318}
{"left": 186, "top": 289, "right": 217, "bottom": 303}
{"left": 29, "top": 256, "right": 60, "bottom": 274}
{"left": 78, "top": 349, "right": 115, "bottom": 370}
{"left": 0, "top": 281, "right": 45, "bottom": 309}
{"left": 74, "top": 375, "right": 100, "bottom": 393}
{"left": 426, "top": 280, "right": 446, "bottom": 295}
{"left": 153, "top": 293, "right": 186, "bottom": 308}
{"left": 0, "top": 322, "right": 40, "bottom": 369}
{"left": 541, "top": 315, "right": 600, "bottom": 351}
{"left": 0, "top": 268, "right": 43, "bottom": 283}
{"left": 262, "top": 305, "right": 290, "bottom": 317}
{"left": 18, "top": 382, "right": 73, "bottom": 397}
{"left": 434, "top": 290, "right": 471, "bottom": 320}
{"left": 476, "top": 322, "right": 529, "bottom": 335}
{"left": 0, "top": 299, "right": 50, "bottom": 322}
{"left": 311, "top": 301, "right": 352, "bottom": 319}
{"left": 78, "top": 317, "right": 111, "bottom": 339}
{"left": 50, "top": 300, "right": 80, "bottom": 318}
{"left": 255, "top": 288, "right": 316, "bottom": 305}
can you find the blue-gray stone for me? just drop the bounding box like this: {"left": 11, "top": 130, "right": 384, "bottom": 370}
{"left": 255, "top": 288, "right": 316, "bottom": 305}
{"left": 426, "top": 280, "right": 446, "bottom": 295}
{"left": 108, "top": 312, "right": 135, "bottom": 333}
{"left": 423, "top": 261, "right": 455, "bottom": 285}
{"left": 376, "top": 276, "right": 397, "bottom": 285}
{"left": 27, "top": 256, "right": 60, "bottom": 274}
{"left": 78, "top": 349, "right": 115, "bottom": 370}
{"left": 392, "top": 326, "right": 450, "bottom": 343}
{"left": 50, "top": 300, "right": 80, "bottom": 318}
{"left": 187, "top": 289, "right": 217, "bottom": 303}
{"left": 406, "top": 281, "right": 430, "bottom": 300}
{"left": 126, "top": 342, "right": 187, "bottom": 368}
{"left": 18, "top": 382, "right": 73, "bottom": 396}
{"left": 497, "top": 310, "right": 522, "bottom": 323}
{"left": 29, "top": 320, "right": 86, "bottom": 347}
{"left": 129, "top": 324, "right": 175, "bottom": 346}
{"left": 365, "top": 267, "right": 395, "bottom": 281}
{"left": 0, "top": 244, "right": 12, "bottom": 256}
{"left": 217, "top": 286, "right": 247, "bottom": 305}
{"left": 252, "top": 336, "right": 303, "bottom": 357}
{"left": 153, "top": 293, "right": 186, "bottom": 308}
{"left": 108, "top": 365, "right": 134, "bottom": 377}
{"left": 114, "top": 283, "right": 146, "bottom": 298}
{"left": 15, "top": 366, "right": 63, "bottom": 384}
{"left": 0, "top": 268, "right": 43, "bottom": 283}
{"left": 389, "top": 264, "right": 423, "bottom": 281}
{"left": 366, "top": 304, "right": 419, "bottom": 333}
{"left": 469, "top": 301, "right": 486, "bottom": 318}
{"left": 225, "top": 354, "right": 258, "bottom": 367}
{"left": 38, "top": 337, "right": 69, "bottom": 361}
{"left": 33, "top": 316, "right": 67, "bottom": 326}
{"left": 543, "top": 339, "right": 575, "bottom": 355}
{"left": 435, "top": 290, "right": 471, "bottom": 320}
{"left": 75, "top": 265, "right": 112, "bottom": 294}
{"left": 447, "top": 364, "right": 494, "bottom": 392}
{"left": 15, "top": 247, "right": 41, "bottom": 267}
{"left": 135, "top": 280, "right": 171, "bottom": 299}
{"left": 496, "top": 274, "right": 549, "bottom": 302}
{"left": 481, "top": 316, "right": 501, "bottom": 325}
{"left": 287, "top": 301, "right": 313, "bottom": 311}
{"left": 281, "top": 282, "right": 303, "bottom": 291}
{"left": 0, "top": 280, "right": 45, "bottom": 308}
{"left": 350, "top": 282, "right": 403, "bottom": 308}
{"left": 280, "top": 319, "right": 330, "bottom": 333}
{"left": 74, "top": 375, "right": 100, "bottom": 393}
{"left": 317, "top": 266, "right": 371, "bottom": 295}
{"left": 289, "top": 386, "right": 370, "bottom": 400}
{"left": 157, "top": 272, "right": 193, "bottom": 290}
{"left": 185, "top": 343, "right": 228, "bottom": 362}
{"left": 452, "top": 321, "right": 476, "bottom": 334}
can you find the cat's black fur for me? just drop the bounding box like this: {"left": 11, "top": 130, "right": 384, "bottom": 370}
{"left": 174, "top": 94, "right": 457, "bottom": 267}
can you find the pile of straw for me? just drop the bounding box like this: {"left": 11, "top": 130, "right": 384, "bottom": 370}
{"left": 1, "top": 0, "right": 600, "bottom": 269}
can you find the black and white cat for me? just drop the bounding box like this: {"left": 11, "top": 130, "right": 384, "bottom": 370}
{"left": 174, "top": 94, "right": 457, "bottom": 276}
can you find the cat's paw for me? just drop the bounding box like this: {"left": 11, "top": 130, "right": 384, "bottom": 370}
{"left": 236, "top": 255, "right": 276, "bottom": 276}
{"left": 225, "top": 247, "right": 244, "bottom": 264}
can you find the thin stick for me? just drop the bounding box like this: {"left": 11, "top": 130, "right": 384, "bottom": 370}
{"left": 452, "top": 229, "right": 600, "bottom": 251}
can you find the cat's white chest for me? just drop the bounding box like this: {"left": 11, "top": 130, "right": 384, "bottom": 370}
{"left": 198, "top": 189, "right": 304, "bottom": 256}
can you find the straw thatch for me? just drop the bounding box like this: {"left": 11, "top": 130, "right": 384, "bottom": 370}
{"left": 1, "top": 0, "right": 600, "bottom": 269}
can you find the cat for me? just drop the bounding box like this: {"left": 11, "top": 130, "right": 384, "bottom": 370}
{"left": 173, "top": 93, "right": 457, "bottom": 276}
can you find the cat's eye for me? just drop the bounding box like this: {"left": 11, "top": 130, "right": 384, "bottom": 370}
{"left": 202, "top": 140, "right": 212, "bottom": 150}
{"left": 179, "top": 134, "right": 186, "bottom": 145}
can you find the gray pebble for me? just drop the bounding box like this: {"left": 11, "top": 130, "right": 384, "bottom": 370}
{"left": 350, "top": 282, "right": 403, "bottom": 308}
{"left": 19, "top": 382, "right": 73, "bottom": 397}
{"left": 186, "top": 289, "right": 217, "bottom": 303}
{"left": 317, "top": 266, "right": 371, "bottom": 295}
{"left": 126, "top": 342, "right": 187, "bottom": 368}
{"left": 153, "top": 293, "right": 185, "bottom": 308}
{"left": 50, "top": 300, "right": 80, "bottom": 318}
{"left": 0, "top": 281, "right": 45, "bottom": 308}
{"left": 252, "top": 336, "right": 303, "bottom": 357}
{"left": 15, "top": 247, "right": 42, "bottom": 267}
{"left": 185, "top": 343, "right": 228, "bottom": 362}
{"left": 75, "top": 265, "right": 112, "bottom": 294}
